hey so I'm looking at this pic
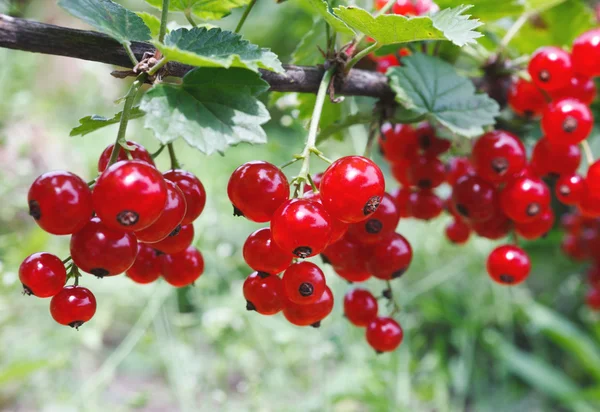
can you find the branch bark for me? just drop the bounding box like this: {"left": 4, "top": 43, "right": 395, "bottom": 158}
{"left": 0, "top": 14, "right": 394, "bottom": 100}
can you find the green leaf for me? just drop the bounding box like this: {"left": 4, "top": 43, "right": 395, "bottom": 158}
{"left": 144, "top": 0, "right": 252, "bottom": 20}
{"left": 302, "top": 0, "right": 355, "bottom": 36}
{"left": 0, "top": 360, "right": 54, "bottom": 385}
{"left": 434, "top": 0, "right": 523, "bottom": 21}
{"left": 333, "top": 5, "right": 482, "bottom": 47}
{"left": 136, "top": 12, "right": 162, "bottom": 38}
{"left": 292, "top": 18, "right": 327, "bottom": 66}
{"left": 69, "top": 108, "right": 145, "bottom": 137}
{"left": 316, "top": 113, "right": 373, "bottom": 144}
{"left": 58, "top": 0, "right": 151, "bottom": 45}
{"left": 525, "top": 0, "right": 567, "bottom": 13}
{"left": 387, "top": 53, "right": 499, "bottom": 138}
{"left": 155, "top": 27, "right": 284, "bottom": 73}
{"left": 140, "top": 68, "right": 270, "bottom": 155}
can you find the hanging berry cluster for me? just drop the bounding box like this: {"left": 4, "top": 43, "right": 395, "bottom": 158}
{"left": 19, "top": 141, "right": 206, "bottom": 328}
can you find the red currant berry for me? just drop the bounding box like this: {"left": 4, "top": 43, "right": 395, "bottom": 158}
{"left": 560, "top": 212, "right": 582, "bottom": 234}
{"left": 126, "top": 244, "right": 162, "bottom": 284}
{"left": 282, "top": 262, "right": 326, "bottom": 305}
{"left": 470, "top": 211, "right": 512, "bottom": 240}
{"left": 413, "top": 0, "right": 439, "bottom": 14}
{"left": 152, "top": 224, "right": 194, "bottom": 255}
{"left": 243, "top": 227, "right": 292, "bottom": 275}
{"left": 445, "top": 219, "right": 471, "bottom": 244}
{"left": 586, "top": 160, "right": 600, "bottom": 192}
{"left": 515, "top": 209, "right": 555, "bottom": 240}
{"left": 135, "top": 181, "right": 186, "bottom": 243}
{"left": 70, "top": 217, "right": 138, "bottom": 277}
{"left": 93, "top": 160, "right": 168, "bottom": 232}
{"left": 408, "top": 155, "right": 446, "bottom": 189}
{"left": 367, "top": 232, "right": 412, "bottom": 280}
{"left": 549, "top": 75, "right": 597, "bottom": 105}
{"left": 451, "top": 175, "right": 497, "bottom": 222}
{"left": 542, "top": 98, "right": 593, "bottom": 146}
{"left": 588, "top": 265, "right": 600, "bottom": 288}
{"left": 445, "top": 157, "right": 475, "bottom": 186}
{"left": 344, "top": 288, "right": 378, "bottom": 327}
{"left": 321, "top": 235, "right": 372, "bottom": 282}
{"left": 303, "top": 190, "right": 349, "bottom": 243}
{"left": 578, "top": 187, "right": 600, "bottom": 218}
{"left": 348, "top": 193, "right": 400, "bottom": 244}
{"left": 50, "top": 286, "right": 96, "bottom": 328}
{"left": 304, "top": 173, "right": 323, "bottom": 192}
{"left": 366, "top": 317, "right": 403, "bottom": 353}
{"left": 414, "top": 122, "right": 450, "bottom": 157}
{"left": 572, "top": 29, "right": 600, "bottom": 78}
{"left": 243, "top": 271, "right": 284, "bottom": 315}
{"left": 283, "top": 286, "right": 334, "bottom": 327}
{"left": 556, "top": 174, "right": 585, "bottom": 205}
{"left": 486, "top": 245, "right": 531, "bottom": 285}
{"left": 163, "top": 169, "right": 206, "bottom": 225}
{"left": 561, "top": 233, "right": 588, "bottom": 261}
{"left": 161, "top": 246, "right": 204, "bottom": 287}
{"left": 530, "top": 137, "right": 581, "bottom": 178}
{"left": 227, "top": 161, "right": 289, "bottom": 223}
{"left": 379, "top": 123, "right": 417, "bottom": 163}
{"left": 407, "top": 189, "right": 443, "bottom": 220}
{"left": 373, "top": 54, "right": 400, "bottom": 73}
{"left": 528, "top": 46, "right": 574, "bottom": 91}
{"left": 587, "top": 287, "right": 600, "bottom": 311}
{"left": 19, "top": 252, "right": 66, "bottom": 297}
{"left": 471, "top": 130, "right": 526, "bottom": 183}
{"left": 271, "top": 198, "right": 333, "bottom": 258}
{"left": 390, "top": 158, "right": 413, "bottom": 187}
{"left": 28, "top": 171, "right": 93, "bottom": 235}
{"left": 500, "top": 176, "right": 550, "bottom": 223}
{"left": 389, "top": 186, "right": 412, "bottom": 218}
{"left": 320, "top": 156, "right": 385, "bottom": 223}
{"left": 97, "top": 141, "right": 154, "bottom": 173}
{"left": 507, "top": 78, "right": 547, "bottom": 117}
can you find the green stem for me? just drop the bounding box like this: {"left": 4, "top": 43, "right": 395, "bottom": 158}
{"left": 123, "top": 44, "right": 139, "bottom": 66}
{"left": 159, "top": 0, "right": 170, "bottom": 43}
{"left": 184, "top": 10, "right": 198, "bottom": 27}
{"left": 62, "top": 256, "right": 72, "bottom": 265}
{"left": 279, "top": 156, "right": 303, "bottom": 169}
{"left": 582, "top": 140, "right": 595, "bottom": 165}
{"left": 500, "top": 12, "right": 529, "bottom": 49}
{"left": 385, "top": 280, "right": 401, "bottom": 316}
{"left": 167, "top": 143, "right": 181, "bottom": 169}
{"left": 363, "top": 120, "right": 379, "bottom": 158}
{"left": 151, "top": 144, "right": 166, "bottom": 159}
{"left": 107, "top": 74, "right": 147, "bottom": 167}
{"left": 346, "top": 42, "right": 380, "bottom": 72}
{"left": 235, "top": 0, "right": 258, "bottom": 34}
{"left": 148, "top": 57, "right": 168, "bottom": 76}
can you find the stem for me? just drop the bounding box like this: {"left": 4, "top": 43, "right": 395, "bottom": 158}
{"left": 148, "top": 57, "right": 168, "bottom": 76}
{"left": 346, "top": 42, "right": 380, "bottom": 72}
{"left": 279, "top": 156, "right": 303, "bottom": 169}
{"left": 582, "top": 140, "right": 595, "bottom": 165}
{"left": 167, "top": 143, "right": 181, "bottom": 169}
{"left": 184, "top": 10, "right": 198, "bottom": 27}
{"left": 235, "top": 0, "right": 258, "bottom": 34}
{"left": 385, "top": 281, "right": 401, "bottom": 315}
{"left": 62, "top": 256, "right": 72, "bottom": 265}
{"left": 363, "top": 120, "right": 379, "bottom": 158}
{"left": 159, "top": 0, "right": 170, "bottom": 43}
{"left": 151, "top": 144, "right": 166, "bottom": 159}
{"left": 500, "top": 12, "right": 529, "bottom": 49}
{"left": 123, "top": 43, "right": 139, "bottom": 66}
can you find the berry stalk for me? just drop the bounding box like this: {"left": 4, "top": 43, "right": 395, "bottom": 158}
{"left": 158, "top": 0, "right": 170, "bottom": 43}
{"left": 235, "top": 0, "right": 258, "bottom": 34}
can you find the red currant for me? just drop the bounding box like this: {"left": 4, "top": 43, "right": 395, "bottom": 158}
{"left": 407, "top": 189, "right": 443, "bottom": 220}
{"left": 445, "top": 157, "right": 474, "bottom": 186}
{"left": 389, "top": 186, "right": 412, "bottom": 218}
{"left": 561, "top": 233, "right": 588, "bottom": 261}
{"left": 344, "top": 288, "right": 378, "bottom": 327}
{"left": 471, "top": 211, "right": 512, "bottom": 240}
{"left": 347, "top": 193, "right": 400, "bottom": 244}
{"left": 303, "top": 190, "right": 349, "bottom": 243}
{"left": 367, "top": 232, "right": 413, "bottom": 280}
{"left": 530, "top": 137, "right": 581, "bottom": 178}
{"left": 97, "top": 141, "right": 154, "bottom": 172}
{"left": 152, "top": 224, "right": 194, "bottom": 255}
{"left": 321, "top": 235, "right": 372, "bottom": 282}
{"left": 50, "top": 286, "right": 96, "bottom": 328}
{"left": 320, "top": 156, "right": 385, "bottom": 223}
{"left": 556, "top": 174, "right": 585, "bottom": 205}
{"left": 586, "top": 287, "right": 600, "bottom": 311}
{"left": 366, "top": 317, "right": 403, "bottom": 353}
{"left": 379, "top": 123, "right": 417, "bottom": 163}
{"left": 227, "top": 161, "right": 289, "bottom": 223}
{"left": 451, "top": 175, "right": 497, "bottom": 222}
{"left": 471, "top": 130, "right": 526, "bottom": 183}
{"left": 373, "top": 54, "right": 400, "bottom": 73}
{"left": 163, "top": 169, "right": 206, "bottom": 225}
{"left": 283, "top": 286, "right": 334, "bottom": 327}
{"left": 135, "top": 181, "right": 186, "bottom": 243}
{"left": 126, "top": 244, "right": 162, "bottom": 284}
{"left": 408, "top": 155, "right": 446, "bottom": 189}
{"left": 282, "top": 262, "right": 326, "bottom": 305}
{"left": 528, "top": 46, "right": 574, "bottom": 91}
{"left": 70, "top": 217, "right": 138, "bottom": 277}
{"left": 572, "top": 29, "right": 600, "bottom": 78}
{"left": 28, "top": 171, "right": 93, "bottom": 235}
{"left": 507, "top": 78, "right": 547, "bottom": 117}
{"left": 93, "top": 160, "right": 168, "bottom": 232}
{"left": 500, "top": 176, "right": 550, "bottom": 223}
{"left": 578, "top": 187, "right": 600, "bottom": 218}
{"left": 390, "top": 158, "right": 412, "bottom": 187}
{"left": 161, "top": 246, "right": 204, "bottom": 287}
{"left": 243, "top": 271, "right": 284, "bottom": 315}
{"left": 586, "top": 160, "right": 600, "bottom": 192}
{"left": 243, "top": 227, "right": 292, "bottom": 275}
{"left": 515, "top": 209, "right": 555, "bottom": 240}
{"left": 542, "top": 98, "right": 593, "bottom": 146}
{"left": 549, "top": 75, "right": 597, "bottom": 105}
{"left": 486, "top": 245, "right": 531, "bottom": 285}
{"left": 19, "top": 252, "right": 66, "bottom": 297}
{"left": 445, "top": 219, "right": 471, "bottom": 244}
{"left": 414, "top": 122, "right": 450, "bottom": 157}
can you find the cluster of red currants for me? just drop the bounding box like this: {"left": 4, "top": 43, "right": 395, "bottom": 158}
{"left": 229, "top": 156, "right": 408, "bottom": 352}
{"left": 19, "top": 141, "right": 206, "bottom": 328}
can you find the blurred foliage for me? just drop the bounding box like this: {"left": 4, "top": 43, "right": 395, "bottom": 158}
{"left": 1, "top": 0, "right": 600, "bottom": 411}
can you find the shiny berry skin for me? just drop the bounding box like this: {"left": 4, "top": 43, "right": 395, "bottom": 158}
{"left": 373, "top": 54, "right": 400, "bottom": 73}
{"left": 556, "top": 174, "right": 585, "bottom": 205}
{"left": 407, "top": 190, "right": 443, "bottom": 221}
{"left": 587, "top": 160, "right": 600, "bottom": 192}
{"left": 19, "top": 253, "right": 66, "bottom": 297}
{"left": 271, "top": 199, "right": 333, "bottom": 258}
{"left": 243, "top": 227, "right": 292, "bottom": 275}
{"left": 572, "top": 29, "right": 600, "bottom": 77}
{"left": 28, "top": 171, "right": 93, "bottom": 235}
{"left": 161, "top": 246, "right": 204, "bottom": 287}
{"left": 163, "top": 169, "right": 206, "bottom": 225}
{"left": 389, "top": 186, "right": 412, "bottom": 218}
{"left": 586, "top": 288, "right": 600, "bottom": 311}
{"left": 445, "top": 157, "right": 474, "bottom": 186}
{"left": 451, "top": 175, "right": 497, "bottom": 222}
{"left": 97, "top": 141, "right": 154, "bottom": 173}
{"left": 408, "top": 155, "right": 446, "bottom": 189}
{"left": 500, "top": 176, "right": 550, "bottom": 223}
{"left": 322, "top": 234, "right": 372, "bottom": 282}
{"left": 515, "top": 209, "right": 554, "bottom": 240}
{"left": 283, "top": 286, "right": 334, "bottom": 327}
{"left": 507, "top": 78, "right": 547, "bottom": 117}
{"left": 471, "top": 130, "right": 526, "bottom": 183}
{"left": 530, "top": 137, "right": 581, "bottom": 178}
{"left": 50, "top": 286, "right": 96, "bottom": 328}
{"left": 414, "top": 122, "right": 450, "bottom": 157}
{"left": 471, "top": 211, "right": 512, "bottom": 240}
{"left": 70, "top": 217, "right": 138, "bottom": 277}
{"left": 126, "top": 244, "right": 162, "bottom": 284}
{"left": 243, "top": 272, "right": 284, "bottom": 315}
{"left": 541, "top": 98, "right": 593, "bottom": 146}
{"left": 562, "top": 233, "right": 588, "bottom": 261}
{"left": 486, "top": 245, "right": 531, "bottom": 285}
{"left": 367, "top": 232, "right": 412, "bottom": 280}
{"left": 151, "top": 224, "right": 194, "bottom": 255}
{"left": 527, "top": 46, "right": 574, "bottom": 91}
{"left": 445, "top": 219, "right": 471, "bottom": 244}
{"left": 303, "top": 190, "right": 349, "bottom": 243}
{"left": 366, "top": 317, "right": 403, "bottom": 353}
{"left": 390, "top": 159, "right": 412, "bottom": 187}
{"left": 93, "top": 160, "right": 168, "bottom": 232}
{"left": 135, "top": 181, "right": 186, "bottom": 243}
{"left": 344, "top": 289, "right": 378, "bottom": 327}
{"left": 549, "top": 75, "right": 597, "bottom": 105}
{"left": 379, "top": 123, "right": 417, "bottom": 163}
{"left": 227, "top": 161, "right": 289, "bottom": 223}
{"left": 282, "top": 262, "right": 326, "bottom": 305}
{"left": 320, "top": 156, "right": 385, "bottom": 223}
{"left": 348, "top": 192, "right": 400, "bottom": 244}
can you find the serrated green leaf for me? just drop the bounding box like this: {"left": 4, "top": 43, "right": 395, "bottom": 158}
{"left": 58, "top": 0, "right": 151, "bottom": 45}
{"left": 144, "top": 0, "right": 251, "bottom": 20}
{"left": 69, "top": 108, "right": 145, "bottom": 137}
{"left": 292, "top": 18, "right": 327, "bottom": 66}
{"left": 140, "top": 68, "right": 270, "bottom": 155}
{"left": 136, "top": 12, "right": 162, "bottom": 38}
{"left": 155, "top": 27, "right": 284, "bottom": 73}
{"left": 316, "top": 113, "right": 373, "bottom": 144}
{"left": 387, "top": 53, "right": 499, "bottom": 138}
{"left": 434, "top": 0, "right": 523, "bottom": 21}
{"left": 333, "top": 5, "right": 482, "bottom": 47}
{"left": 302, "top": 0, "right": 354, "bottom": 36}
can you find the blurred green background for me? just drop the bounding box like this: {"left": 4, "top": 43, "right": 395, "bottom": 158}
{"left": 1, "top": 0, "right": 600, "bottom": 411}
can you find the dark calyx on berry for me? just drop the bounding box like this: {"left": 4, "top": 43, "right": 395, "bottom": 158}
{"left": 21, "top": 284, "right": 33, "bottom": 296}
{"left": 28, "top": 200, "right": 41, "bottom": 220}
{"left": 311, "top": 321, "right": 321, "bottom": 328}
{"left": 293, "top": 246, "right": 312, "bottom": 258}
{"left": 526, "top": 203, "right": 541, "bottom": 217}
{"left": 153, "top": 249, "right": 165, "bottom": 256}
{"left": 232, "top": 205, "right": 244, "bottom": 217}
{"left": 491, "top": 157, "right": 509, "bottom": 174}
{"left": 363, "top": 196, "right": 382, "bottom": 215}
{"left": 382, "top": 288, "right": 392, "bottom": 300}
{"left": 298, "top": 282, "right": 314, "bottom": 297}
{"left": 538, "top": 69, "right": 551, "bottom": 82}
{"left": 68, "top": 320, "right": 85, "bottom": 329}
{"left": 417, "top": 179, "right": 432, "bottom": 189}
{"left": 419, "top": 135, "right": 431, "bottom": 149}
{"left": 91, "top": 268, "right": 109, "bottom": 278}
{"left": 456, "top": 204, "right": 469, "bottom": 217}
{"left": 169, "top": 225, "right": 182, "bottom": 237}
{"left": 257, "top": 271, "right": 270, "bottom": 279}
{"left": 116, "top": 210, "right": 139, "bottom": 226}
{"left": 321, "top": 254, "right": 331, "bottom": 265}
{"left": 246, "top": 300, "right": 256, "bottom": 311}
{"left": 365, "top": 219, "right": 383, "bottom": 234}
{"left": 499, "top": 274, "right": 515, "bottom": 284}
{"left": 563, "top": 117, "right": 578, "bottom": 133}
{"left": 391, "top": 268, "right": 407, "bottom": 279}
